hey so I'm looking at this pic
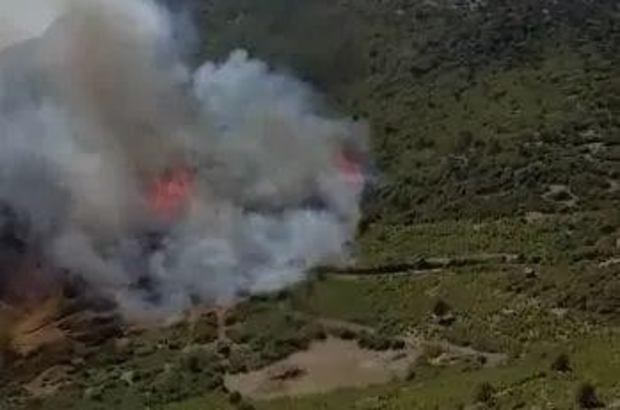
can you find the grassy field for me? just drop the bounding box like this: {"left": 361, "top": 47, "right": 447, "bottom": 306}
{"left": 8, "top": 217, "right": 619, "bottom": 409}
{"left": 156, "top": 257, "right": 619, "bottom": 409}
{"left": 153, "top": 212, "right": 619, "bottom": 409}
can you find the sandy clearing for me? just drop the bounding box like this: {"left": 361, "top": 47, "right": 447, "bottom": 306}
{"left": 225, "top": 337, "right": 419, "bottom": 399}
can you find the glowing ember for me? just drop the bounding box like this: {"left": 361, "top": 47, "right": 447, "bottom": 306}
{"left": 147, "top": 167, "right": 195, "bottom": 217}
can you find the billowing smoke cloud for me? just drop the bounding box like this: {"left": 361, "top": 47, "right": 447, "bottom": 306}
{"left": 0, "top": 0, "right": 69, "bottom": 49}
{"left": 0, "top": 0, "right": 367, "bottom": 320}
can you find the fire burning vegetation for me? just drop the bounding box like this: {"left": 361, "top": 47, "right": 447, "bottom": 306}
{"left": 147, "top": 167, "right": 196, "bottom": 219}
{"left": 2, "top": 0, "right": 620, "bottom": 409}
{"left": 0, "top": 0, "right": 370, "bottom": 385}
{"left": 0, "top": 0, "right": 367, "bottom": 331}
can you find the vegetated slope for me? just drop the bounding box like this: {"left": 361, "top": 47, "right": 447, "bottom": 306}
{"left": 194, "top": 0, "right": 620, "bottom": 319}
{"left": 195, "top": 0, "right": 619, "bottom": 224}
{"left": 2, "top": 1, "right": 619, "bottom": 410}
{"left": 189, "top": 0, "right": 620, "bottom": 407}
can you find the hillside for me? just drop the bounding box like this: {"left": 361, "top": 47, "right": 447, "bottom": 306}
{"left": 195, "top": 0, "right": 619, "bottom": 222}
{"left": 1, "top": 0, "right": 619, "bottom": 409}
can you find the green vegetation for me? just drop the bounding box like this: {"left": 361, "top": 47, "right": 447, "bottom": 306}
{"left": 551, "top": 352, "right": 571, "bottom": 373}
{"left": 192, "top": 0, "right": 620, "bottom": 227}
{"left": 358, "top": 211, "right": 620, "bottom": 264}
{"left": 3, "top": 0, "right": 619, "bottom": 409}
{"left": 576, "top": 382, "right": 603, "bottom": 409}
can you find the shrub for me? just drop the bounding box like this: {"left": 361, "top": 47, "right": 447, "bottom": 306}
{"left": 357, "top": 332, "right": 372, "bottom": 348}
{"left": 390, "top": 339, "right": 406, "bottom": 350}
{"left": 228, "top": 391, "right": 242, "bottom": 404}
{"left": 222, "top": 310, "right": 237, "bottom": 326}
{"left": 191, "top": 322, "right": 218, "bottom": 344}
{"left": 237, "top": 401, "right": 256, "bottom": 410}
{"left": 473, "top": 382, "right": 495, "bottom": 404}
{"left": 423, "top": 343, "right": 444, "bottom": 359}
{"left": 357, "top": 333, "right": 391, "bottom": 351}
{"left": 185, "top": 354, "right": 202, "bottom": 373}
{"left": 217, "top": 341, "right": 231, "bottom": 357}
{"left": 576, "top": 382, "right": 602, "bottom": 409}
{"left": 207, "top": 375, "right": 224, "bottom": 390}
{"left": 302, "top": 323, "right": 327, "bottom": 341}
{"left": 373, "top": 337, "right": 392, "bottom": 351}
{"left": 550, "top": 190, "right": 573, "bottom": 202}
{"left": 456, "top": 130, "right": 474, "bottom": 151}
{"left": 432, "top": 299, "right": 451, "bottom": 317}
{"left": 551, "top": 353, "right": 571, "bottom": 372}
{"left": 341, "top": 328, "right": 357, "bottom": 340}
{"left": 405, "top": 364, "right": 416, "bottom": 381}
{"left": 227, "top": 327, "right": 250, "bottom": 344}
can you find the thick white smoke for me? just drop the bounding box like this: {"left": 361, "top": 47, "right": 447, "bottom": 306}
{"left": 0, "top": 0, "right": 367, "bottom": 320}
{"left": 0, "top": 0, "right": 69, "bottom": 49}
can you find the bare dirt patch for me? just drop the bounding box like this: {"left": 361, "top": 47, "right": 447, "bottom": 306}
{"left": 24, "top": 365, "right": 72, "bottom": 397}
{"left": 542, "top": 184, "right": 578, "bottom": 207}
{"left": 224, "top": 337, "right": 419, "bottom": 399}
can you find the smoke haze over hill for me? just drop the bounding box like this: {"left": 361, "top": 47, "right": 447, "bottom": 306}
{"left": 0, "top": 0, "right": 367, "bottom": 321}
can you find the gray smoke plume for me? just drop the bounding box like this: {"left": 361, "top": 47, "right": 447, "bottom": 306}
{"left": 0, "top": 0, "right": 367, "bottom": 320}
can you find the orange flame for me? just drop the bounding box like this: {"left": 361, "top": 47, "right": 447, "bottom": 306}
{"left": 337, "top": 148, "right": 364, "bottom": 190}
{"left": 147, "top": 167, "right": 195, "bottom": 218}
